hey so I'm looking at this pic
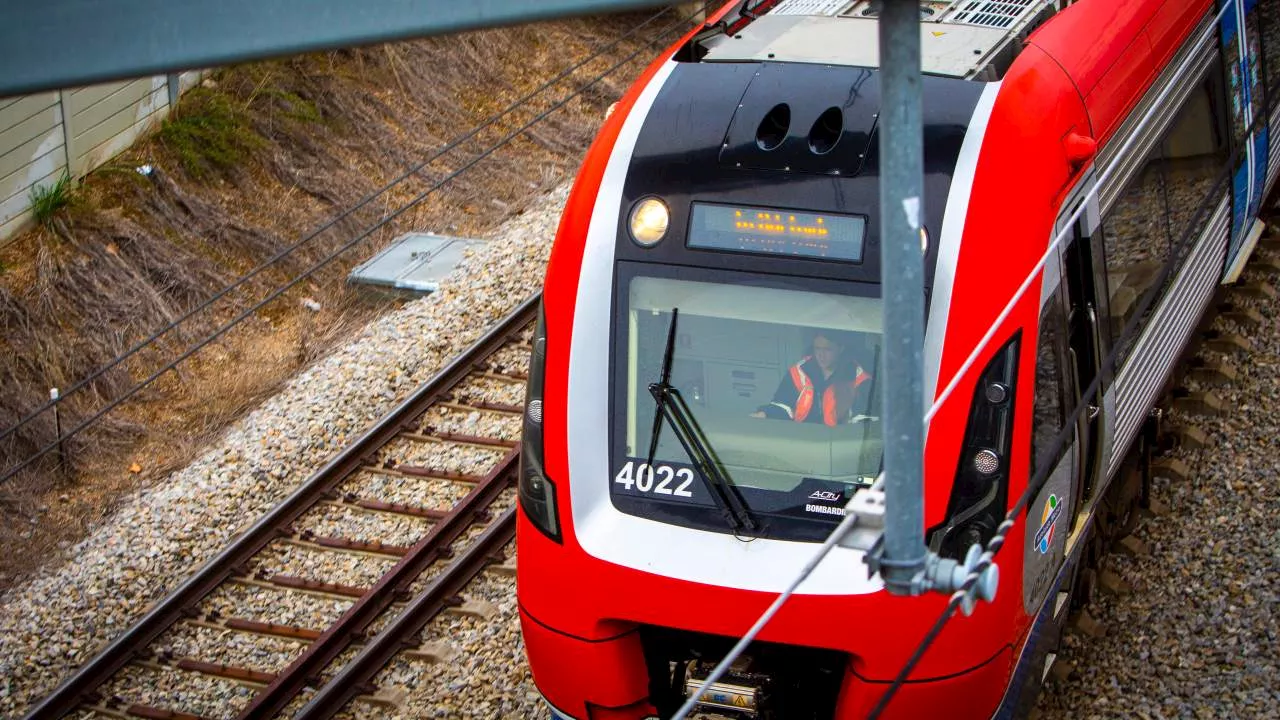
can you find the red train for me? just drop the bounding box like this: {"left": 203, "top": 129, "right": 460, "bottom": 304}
{"left": 516, "top": 0, "right": 1279, "bottom": 717}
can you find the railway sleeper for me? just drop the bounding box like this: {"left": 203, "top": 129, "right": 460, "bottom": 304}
{"left": 89, "top": 701, "right": 213, "bottom": 720}
{"left": 1251, "top": 253, "right": 1280, "bottom": 273}
{"left": 488, "top": 556, "right": 518, "bottom": 576}
{"left": 1169, "top": 388, "right": 1224, "bottom": 416}
{"left": 1068, "top": 607, "right": 1105, "bottom": 640}
{"left": 1115, "top": 534, "right": 1149, "bottom": 558}
{"left": 1045, "top": 653, "right": 1075, "bottom": 685}
{"left": 1201, "top": 330, "right": 1253, "bottom": 354}
{"left": 232, "top": 574, "right": 365, "bottom": 602}
{"left": 1234, "top": 279, "right": 1277, "bottom": 300}
{"left": 390, "top": 595, "right": 496, "bottom": 620}
{"left": 1163, "top": 424, "right": 1209, "bottom": 451}
{"left": 1217, "top": 301, "right": 1266, "bottom": 330}
{"left": 355, "top": 687, "right": 407, "bottom": 711}
{"left": 395, "top": 639, "right": 457, "bottom": 663}
{"left": 146, "top": 652, "right": 276, "bottom": 687}
{"left": 1097, "top": 568, "right": 1131, "bottom": 598}
{"left": 188, "top": 614, "right": 323, "bottom": 642}
{"left": 1185, "top": 359, "right": 1238, "bottom": 387}
{"left": 1150, "top": 457, "right": 1191, "bottom": 483}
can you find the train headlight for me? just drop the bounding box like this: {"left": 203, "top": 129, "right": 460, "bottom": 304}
{"left": 972, "top": 449, "right": 1000, "bottom": 475}
{"left": 928, "top": 335, "right": 1020, "bottom": 560}
{"left": 519, "top": 302, "right": 562, "bottom": 543}
{"left": 629, "top": 197, "right": 669, "bottom": 246}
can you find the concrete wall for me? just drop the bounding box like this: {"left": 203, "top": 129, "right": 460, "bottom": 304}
{"left": 0, "top": 70, "right": 203, "bottom": 244}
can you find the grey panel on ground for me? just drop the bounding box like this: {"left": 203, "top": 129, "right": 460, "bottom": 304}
{"left": 349, "top": 233, "right": 487, "bottom": 294}
{"left": 0, "top": 0, "right": 672, "bottom": 97}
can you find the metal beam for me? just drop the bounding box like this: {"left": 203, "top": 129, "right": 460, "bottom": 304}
{"left": 0, "top": 0, "right": 672, "bottom": 98}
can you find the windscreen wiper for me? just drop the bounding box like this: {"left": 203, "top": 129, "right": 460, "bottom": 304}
{"left": 647, "top": 308, "right": 758, "bottom": 533}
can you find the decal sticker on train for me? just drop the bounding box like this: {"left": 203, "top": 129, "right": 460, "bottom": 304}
{"left": 1034, "top": 494, "right": 1063, "bottom": 554}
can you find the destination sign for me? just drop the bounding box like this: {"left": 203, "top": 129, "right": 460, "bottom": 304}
{"left": 687, "top": 202, "right": 866, "bottom": 262}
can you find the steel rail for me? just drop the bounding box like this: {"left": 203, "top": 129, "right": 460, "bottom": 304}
{"left": 24, "top": 294, "right": 540, "bottom": 720}
{"left": 293, "top": 506, "right": 518, "bottom": 720}
{"left": 237, "top": 449, "right": 520, "bottom": 719}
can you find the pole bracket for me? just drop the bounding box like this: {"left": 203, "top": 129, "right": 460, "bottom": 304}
{"left": 840, "top": 478, "right": 998, "bottom": 611}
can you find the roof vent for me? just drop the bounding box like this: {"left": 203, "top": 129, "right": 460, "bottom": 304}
{"left": 756, "top": 103, "right": 791, "bottom": 151}
{"left": 944, "top": 0, "right": 1038, "bottom": 29}
{"left": 844, "top": 1, "right": 940, "bottom": 19}
{"left": 771, "top": 0, "right": 851, "bottom": 15}
{"left": 808, "top": 107, "right": 843, "bottom": 155}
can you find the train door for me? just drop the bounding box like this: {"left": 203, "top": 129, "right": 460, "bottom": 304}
{"left": 1056, "top": 178, "right": 1110, "bottom": 513}
{"left": 1023, "top": 246, "right": 1074, "bottom": 618}
{"left": 1221, "top": 0, "right": 1270, "bottom": 277}
{"left": 1062, "top": 217, "right": 1108, "bottom": 509}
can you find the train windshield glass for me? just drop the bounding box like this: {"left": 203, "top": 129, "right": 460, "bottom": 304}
{"left": 610, "top": 264, "right": 884, "bottom": 542}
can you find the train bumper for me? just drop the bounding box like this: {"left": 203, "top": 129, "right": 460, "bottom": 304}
{"left": 521, "top": 604, "right": 657, "bottom": 720}
{"left": 834, "top": 647, "right": 1013, "bottom": 719}
{"left": 524, "top": 594, "right": 1011, "bottom": 720}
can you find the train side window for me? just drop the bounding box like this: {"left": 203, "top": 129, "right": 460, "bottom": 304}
{"left": 1100, "top": 147, "right": 1171, "bottom": 359}
{"left": 1032, "top": 299, "right": 1067, "bottom": 474}
{"left": 1100, "top": 57, "right": 1229, "bottom": 363}
{"left": 1161, "top": 56, "right": 1230, "bottom": 244}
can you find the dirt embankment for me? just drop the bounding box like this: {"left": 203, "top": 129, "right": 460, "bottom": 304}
{"left": 0, "top": 12, "right": 671, "bottom": 589}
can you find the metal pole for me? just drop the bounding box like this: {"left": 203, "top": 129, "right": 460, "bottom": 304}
{"left": 50, "top": 387, "right": 64, "bottom": 473}
{"left": 877, "top": 0, "right": 927, "bottom": 595}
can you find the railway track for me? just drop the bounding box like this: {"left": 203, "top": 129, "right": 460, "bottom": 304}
{"left": 25, "top": 296, "right": 541, "bottom": 720}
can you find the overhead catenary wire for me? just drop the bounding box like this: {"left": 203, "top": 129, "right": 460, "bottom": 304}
{"left": 0, "top": 4, "right": 684, "bottom": 462}
{"left": 672, "top": 4, "right": 1237, "bottom": 718}
{"left": 0, "top": 7, "right": 701, "bottom": 485}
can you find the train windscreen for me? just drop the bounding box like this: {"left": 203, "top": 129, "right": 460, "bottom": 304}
{"left": 610, "top": 264, "right": 885, "bottom": 542}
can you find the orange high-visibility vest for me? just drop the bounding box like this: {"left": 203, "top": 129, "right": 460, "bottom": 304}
{"left": 790, "top": 357, "right": 871, "bottom": 426}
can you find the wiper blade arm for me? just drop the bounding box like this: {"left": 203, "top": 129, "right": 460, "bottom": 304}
{"left": 646, "top": 308, "right": 757, "bottom": 533}
{"left": 645, "top": 308, "right": 679, "bottom": 467}
{"left": 650, "top": 383, "right": 758, "bottom": 533}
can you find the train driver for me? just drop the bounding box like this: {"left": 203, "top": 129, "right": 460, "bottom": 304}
{"left": 751, "top": 331, "right": 873, "bottom": 426}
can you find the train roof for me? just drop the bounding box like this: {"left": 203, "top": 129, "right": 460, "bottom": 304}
{"left": 698, "top": 0, "right": 1056, "bottom": 80}
{"left": 1025, "top": 0, "right": 1213, "bottom": 144}
{"left": 694, "top": 0, "right": 1214, "bottom": 145}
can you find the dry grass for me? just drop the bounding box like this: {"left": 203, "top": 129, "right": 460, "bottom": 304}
{"left": 0, "top": 11, "right": 683, "bottom": 589}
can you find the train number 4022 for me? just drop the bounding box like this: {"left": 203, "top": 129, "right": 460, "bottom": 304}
{"left": 614, "top": 461, "right": 695, "bottom": 497}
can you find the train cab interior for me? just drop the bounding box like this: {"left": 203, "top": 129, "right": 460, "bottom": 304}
{"left": 617, "top": 273, "right": 884, "bottom": 494}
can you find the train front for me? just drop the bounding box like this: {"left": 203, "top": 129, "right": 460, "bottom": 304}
{"left": 516, "top": 33, "right": 1016, "bottom": 720}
